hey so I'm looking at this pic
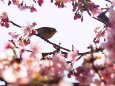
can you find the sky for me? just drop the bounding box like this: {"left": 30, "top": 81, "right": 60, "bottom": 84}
{"left": 0, "top": 0, "right": 111, "bottom": 84}
{"left": 0, "top": 0, "right": 106, "bottom": 52}
{"left": 0, "top": 0, "right": 109, "bottom": 83}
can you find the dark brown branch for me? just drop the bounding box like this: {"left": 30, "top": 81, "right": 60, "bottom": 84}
{"left": 8, "top": 20, "right": 104, "bottom": 56}
{"left": 76, "top": 47, "right": 104, "bottom": 61}
{"left": 92, "top": 62, "right": 106, "bottom": 85}
{"left": 105, "top": 0, "right": 112, "bottom": 3}
{"left": 90, "top": 46, "right": 106, "bottom": 85}
{"left": 9, "top": 21, "right": 21, "bottom": 28}
{"left": 37, "top": 35, "right": 71, "bottom": 51}
{"left": 8, "top": 20, "right": 71, "bottom": 51}
{"left": 76, "top": 55, "right": 83, "bottom": 61}
{"left": 91, "top": 6, "right": 114, "bottom": 27}
{"left": 33, "top": 0, "right": 36, "bottom": 3}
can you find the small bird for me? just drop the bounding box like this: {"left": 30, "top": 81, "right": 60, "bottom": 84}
{"left": 34, "top": 27, "right": 57, "bottom": 40}
{"left": 97, "top": 11, "right": 111, "bottom": 26}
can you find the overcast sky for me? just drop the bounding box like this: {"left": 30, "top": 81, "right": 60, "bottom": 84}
{"left": 0, "top": 0, "right": 110, "bottom": 83}
{"left": 0, "top": 0, "right": 106, "bottom": 52}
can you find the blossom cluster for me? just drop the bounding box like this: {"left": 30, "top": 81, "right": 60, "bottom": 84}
{"left": 0, "top": 21, "right": 79, "bottom": 85}
{"left": 0, "top": 0, "right": 115, "bottom": 86}
{"left": 0, "top": 42, "right": 70, "bottom": 85}
{"left": 0, "top": 0, "right": 102, "bottom": 21}
{"left": 0, "top": 12, "right": 9, "bottom": 28}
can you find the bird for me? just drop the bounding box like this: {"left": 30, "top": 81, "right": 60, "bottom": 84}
{"left": 34, "top": 27, "right": 57, "bottom": 40}
{"left": 97, "top": 11, "right": 111, "bottom": 26}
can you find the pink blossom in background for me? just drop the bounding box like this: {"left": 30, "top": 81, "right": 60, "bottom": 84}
{"left": 1, "top": 0, "right": 115, "bottom": 86}
{"left": 105, "top": 7, "right": 115, "bottom": 62}
{"left": 100, "top": 64, "right": 115, "bottom": 85}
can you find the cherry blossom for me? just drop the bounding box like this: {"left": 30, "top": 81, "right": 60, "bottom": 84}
{"left": 100, "top": 64, "right": 115, "bottom": 85}
{"left": 37, "top": 0, "right": 44, "bottom": 6}
{"left": 67, "top": 49, "right": 79, "bottom": 64}
{"left": 0, "top": 11, "right": 9, "bottom": 28}
{"left": 8, "top": 22, "right": 37, "bottom": 47}
{"left": 0, "top": 0, "right": 115, "bottom": 86}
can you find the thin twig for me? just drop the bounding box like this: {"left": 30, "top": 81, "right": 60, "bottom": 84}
{"left": 90, "top": 46, "right": 106, "bottom": 85}
{"left": 76, "top": 54, "right": 83, "bottom": 61}
{"left": 8, "top": 20, "right": 104, "bottom": 56}
{"left": 33, "top": 0, "right": 36, "bottom": 3}
{"left": 92, "top": 62, "right": 106, "bottom": 85}
{"left": 9, "top": 21, "right": 21, "bottom": 28}
{"left": 37, "top": 35, "right": 71, "bottom": 51}
{"left": 8, "top": 20, "right": 71, "bottom": 51}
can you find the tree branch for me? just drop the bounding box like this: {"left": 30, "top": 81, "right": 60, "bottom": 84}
{"left": 92, "top": 61, "right": 106, "bottom": 85}
{"left": 8, "top": 20, "right": 104, "bottom": 57}
{"left": 9, "top": 21, "right": 21, "bottom": 28}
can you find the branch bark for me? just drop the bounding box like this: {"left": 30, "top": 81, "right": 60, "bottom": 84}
{"left": 9, "top": 20, "right": 104, "bottom": 56}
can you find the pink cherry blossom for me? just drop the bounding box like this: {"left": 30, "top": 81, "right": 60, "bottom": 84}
{"left": 100, "top": 65, "right": 115, "bottom": 85}
{"left": 67, "top": 49, "right": 79, "bottom": 64}
{"left": 40, "top": 53, "right": 67, "bottom": 79}
{"left": 0, "top": 11, "right": 9, "bottom": 28}
{"left": 74, "top": 65, "right": 94, "bottom": 85}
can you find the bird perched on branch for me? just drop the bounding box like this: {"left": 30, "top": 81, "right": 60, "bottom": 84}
{"left": 97, "top": 11, "right": 110, "bottom": 26}
{"left": 34, "top": 27, "right": 57, "bottom": 40}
